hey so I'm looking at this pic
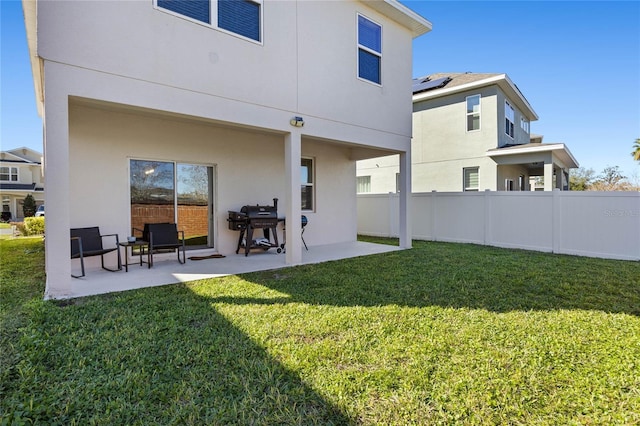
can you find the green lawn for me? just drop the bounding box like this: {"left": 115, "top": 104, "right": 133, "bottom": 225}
{"left": 1, "top": 237, "right": 639, "bottom": 425}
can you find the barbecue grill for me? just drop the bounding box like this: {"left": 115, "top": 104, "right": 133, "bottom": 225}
{"left": 228, "top": 198, "right": 281, "bottom": 256}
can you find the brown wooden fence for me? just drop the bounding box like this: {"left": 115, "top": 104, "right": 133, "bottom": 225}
{"left": 131, "top": 204, "right": 207, "bottom": 238}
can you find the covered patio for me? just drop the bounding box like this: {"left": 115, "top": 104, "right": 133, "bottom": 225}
{"left": 487, "top": 140, "right": 579, "bottom": 191}
{"left": 61, "top": 241, "right": 403, "bottom": 299}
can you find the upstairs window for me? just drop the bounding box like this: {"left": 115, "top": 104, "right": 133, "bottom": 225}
{"left": 520, "top": 117, "right": 529, "bottom": 133}
{"left": 505, "top": 101, "right": 515, "bottom": 138}
{"left": 357, "top": 14, "right": 382, "bottom": 85}
{"left": 157, "top": 0, "right": 262, "bottom": 42}
{"left": 0, "top": 167, "right": 18, "bottom": 182}
{"left": 466, "top": 95, "right": 481, "bottom": 131}
{"left": 218, "top": 0, "right": 261, "bottom": 41}
{"left": 157, "top": 0, "right": 210, "bottom": 24}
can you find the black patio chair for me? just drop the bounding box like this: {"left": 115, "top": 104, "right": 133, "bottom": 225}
{"left": 70, "top": 226, "right": 122, "bottom": 278}
{"left": 139, "top": 223, "right": 186, "bottom": 266}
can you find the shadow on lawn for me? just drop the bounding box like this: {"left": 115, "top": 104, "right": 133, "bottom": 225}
{"left": 11, "top": 286, "right": 352, "bottom": 425}
{"left": 241, "top": 241, "right": 640, "bottom": 316}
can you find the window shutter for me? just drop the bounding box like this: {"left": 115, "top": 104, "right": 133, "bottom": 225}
{"left": 218, "top": 0, "right": 260, "bottom": 41}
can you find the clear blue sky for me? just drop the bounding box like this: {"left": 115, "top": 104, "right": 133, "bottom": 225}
{"left": 2, "top": 0, "right": 639, "bottom": 180}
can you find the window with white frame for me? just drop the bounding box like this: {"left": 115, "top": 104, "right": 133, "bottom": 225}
{"left": 505, "top": 101, "right": 515, "bottom": 138}
{"left": 357, "top": 14, "right": 382, "bottom": 85}
{"left": 356, "top": 176, "right": 371, "bottom": 193}
{"left": 0, "top": 167, "right": 18, "bottom": 182}
{"left": 156, "top": 0, "right": 262, "bottom": 42}
{"left": 301, "top": 158, "right": 314, "bottom": 211}
{"left": 463, "top": 167, "right": 479, "bottom": 191}
{"left": 520, "top": 117, "right": 529, "bottom": 133}
{"left": 466, "top": 94, "right": 481, "bottom": 131}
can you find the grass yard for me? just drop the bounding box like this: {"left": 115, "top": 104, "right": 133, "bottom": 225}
{"left": 1, "top": 237, "right": 639, "bottom": 425}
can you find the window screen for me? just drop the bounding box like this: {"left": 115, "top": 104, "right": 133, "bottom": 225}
{"left": 218, "top": 0, "right": 261, "bottom": 41}
{"left": 157, "top": 0, "right": 211, "bottom": 24}
{"left": 357, "top": 15, "right": 381, "bottom": 84}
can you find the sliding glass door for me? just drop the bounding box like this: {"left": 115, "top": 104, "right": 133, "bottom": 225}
{"left": 130, "top": 159, "right": 214, "bottom": 248}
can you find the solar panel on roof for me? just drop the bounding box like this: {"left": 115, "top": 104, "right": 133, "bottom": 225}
{"left": 413, "top": 76, "right": 452, "bottom": 94}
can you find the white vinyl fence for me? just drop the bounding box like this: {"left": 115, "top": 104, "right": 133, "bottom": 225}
{"left": 357, "top": 190, "right": 640, "bottom": 261}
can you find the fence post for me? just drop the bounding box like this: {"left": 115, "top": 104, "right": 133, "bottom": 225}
{"left": 431, "top": 190, "right": 437, "bottom": 241}
{"left": 388, "top": 192, "right": 395, "bottom": 238}
{"left": 484, "top": 189, "right": 492, "bottom": 246}
{"left": 552, "top": 189, "right": 561, "bottom": 254}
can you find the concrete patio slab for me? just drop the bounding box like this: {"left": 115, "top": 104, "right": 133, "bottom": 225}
{"left": 63, "top": 241, "right": 403, "bottom": 299}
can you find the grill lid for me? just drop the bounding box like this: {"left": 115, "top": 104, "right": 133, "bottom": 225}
{"left": 240, "top": 198, "right": 278, "bottom": 219}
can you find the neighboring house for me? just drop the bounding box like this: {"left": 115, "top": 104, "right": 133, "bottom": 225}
{"left": 23, "top": 0, "right": 431, "bottom": 297}
{"left": 357, "top": 72, "right": 578, "bottom": 193}
{"left": 0, "top": 147, "right": 44, "bottom": 221}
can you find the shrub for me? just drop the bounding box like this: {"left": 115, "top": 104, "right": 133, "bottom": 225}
{"left": 23, "top": 194, "right": 37, "bottom": 217}
{"left": 22, "top": 217, "right": 45, "bottom": 236}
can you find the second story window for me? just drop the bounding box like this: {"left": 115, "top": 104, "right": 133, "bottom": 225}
{"left": 157, "top": 0, "right": 262, "bottom": 42}
{"left": 521, "top": 117, "right": 529, "bottom": 133}
{"left": 357, "top": 14, "right": 382, "bottom": 85}
{"left": 466, "top": 95, "right": 481, "bottom": 131}
{"left": 0, "top": 167, "right": 18, "bottom": 182}
{"left": 505, "top": 101, "right": 515, "bottom": 138}
{"left": 218, "top": 0, "right": 261, "bottom": 41}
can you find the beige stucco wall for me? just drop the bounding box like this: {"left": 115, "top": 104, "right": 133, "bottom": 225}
{"left": 37, "top": 0, "right": 415, "bottom": 144}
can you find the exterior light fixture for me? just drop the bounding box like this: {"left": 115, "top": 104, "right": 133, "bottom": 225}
{"left": 290, "top": 116, "right": 304, "bottom": 127}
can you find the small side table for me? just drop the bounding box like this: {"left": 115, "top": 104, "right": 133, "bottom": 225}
{"left": 118, "top": 240, "right": 150, "bottom": 272}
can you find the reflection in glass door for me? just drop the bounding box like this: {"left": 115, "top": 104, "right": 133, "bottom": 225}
{"left": 177, "top": 164, "right": 214, "bottom": 248}
{"left": 130, "top": 159, "right": 214, "bottom": 249}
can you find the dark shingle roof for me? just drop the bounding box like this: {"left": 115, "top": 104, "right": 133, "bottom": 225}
{"left": 0, "top": 183, "right": 36, "bottom": 191}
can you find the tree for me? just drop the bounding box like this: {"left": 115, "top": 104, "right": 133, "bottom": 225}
{"left": 632, "top": 138, "right": 640, "bottom": 162}
{"left": 22, "top": 194, "right": 37, "bottom": 217}
{"left": 569, "top": 167, "right": 596, "bottom": 191}
{"left": 591, "top": 166, "right": 631, "bottom": 191}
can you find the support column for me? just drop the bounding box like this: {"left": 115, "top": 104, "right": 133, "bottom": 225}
{"left": 398, "top": 150, "right": 412, "bottom": 249}
{"left": 556, "top": 166, "right": 563, "bottom": 190}
{"left": 543, "top": 162, "right": 554, "bottom": 192}
{"left": 284, "top": 132, "right": 302, "bottom": 264}
{"left": 43, "top": 63, "right": 73, "bottom": 298}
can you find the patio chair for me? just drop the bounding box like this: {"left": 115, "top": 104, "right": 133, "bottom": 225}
{"left": 70, "top": 227, "right": 122, "bottom": 278}
{"left": 139, "top": 223, "right": 186, "bottom": 266}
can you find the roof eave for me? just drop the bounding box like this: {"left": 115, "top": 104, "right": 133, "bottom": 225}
{"left": 487, "top": 143, "right": 579, "bottom": 168}
{"left": 365, "top": 0, "right": 432, "bottom": 38}
{"left": 22, "top": 0, "right": 44, "bottom": 117}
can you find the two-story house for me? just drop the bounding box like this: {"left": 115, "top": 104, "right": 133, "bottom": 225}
{"left": 23, "top": 0, "right": 431, "bottom": 298}
{"left": 0, "top": 147, "right": 44, "bottom": 221}
{"left": 357, "top": 72, "right": 578, "bottom": 193}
